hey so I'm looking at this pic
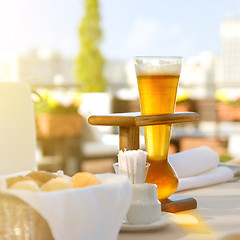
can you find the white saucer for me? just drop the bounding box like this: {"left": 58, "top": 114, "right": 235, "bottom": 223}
{"left": 120, "top": 213, "right": 169, "bottom": 232}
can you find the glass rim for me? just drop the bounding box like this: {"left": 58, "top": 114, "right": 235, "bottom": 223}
{"left": 134, "top": 56, "right": 183, "bottom": 60}
{"left": 113, "top": 162, "right": 150, "bottom": 168}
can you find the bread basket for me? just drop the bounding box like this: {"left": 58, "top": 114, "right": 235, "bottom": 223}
{"left": 0, "top": 193, "right": 54, "bottom": 240}
{"left": 0, "top": 173, "right": 132, "bottom": 240}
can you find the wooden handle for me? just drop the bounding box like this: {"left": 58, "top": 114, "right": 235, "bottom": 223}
{"left": 119, "top": 126, "right": 139, "bottom": 150}
{"left": 135, "top": 112, "right": 199, "bottom": 126}
{"left": 88, "top": 112, "right": 141, "bottom": 126}
{"left": 88, "top": 112, "right": 199, "bottom": 127}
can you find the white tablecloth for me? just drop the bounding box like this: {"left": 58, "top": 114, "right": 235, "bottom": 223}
{"left": 118, "top": 179, "right": 240, "bottom": 240}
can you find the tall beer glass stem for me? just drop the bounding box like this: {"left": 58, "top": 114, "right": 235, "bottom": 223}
{"left": 134, "top": 56, "right": 182, "bottom": 199}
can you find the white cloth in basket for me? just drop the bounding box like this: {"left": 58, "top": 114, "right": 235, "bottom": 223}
{"left": 2, "top": 173, "right": 131, "bottom": 240}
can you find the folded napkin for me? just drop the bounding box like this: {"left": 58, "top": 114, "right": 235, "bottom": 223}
{"left": 176, "top": 166, "right": 234, "bottom": 192}
{"left": 169, "top": 146, "right": 219, "bottom": 178}
{"left": 168, "top": 146, "right": 234, "bottom": 191}
{"left": 1, "top": 173, "right": 131, "bottom": 240}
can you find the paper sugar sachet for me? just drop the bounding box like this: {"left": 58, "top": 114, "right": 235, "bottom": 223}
{"left": 117, "top": 149, "right": 148, "bottom": 184}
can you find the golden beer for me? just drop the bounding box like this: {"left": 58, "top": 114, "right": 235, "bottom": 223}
{"left": 135, "top": 57, "right": 182, "bottom": 199}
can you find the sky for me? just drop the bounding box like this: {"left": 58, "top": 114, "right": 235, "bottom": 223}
{"left": 0, "top": 0, "right": 240, "bottom": 62}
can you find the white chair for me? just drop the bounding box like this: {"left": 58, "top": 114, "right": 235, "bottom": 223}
{"left": 0, "top": 82, "right": 37, "bottom": 175}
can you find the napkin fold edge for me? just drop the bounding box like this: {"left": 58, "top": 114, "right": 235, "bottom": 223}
{"left": 176, "top": 166, "right": 234, "bottom": 192}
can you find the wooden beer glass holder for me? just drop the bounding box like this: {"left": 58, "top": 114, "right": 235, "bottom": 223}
{"left": 88, "top": 111, "right": 199, "bottom": 213}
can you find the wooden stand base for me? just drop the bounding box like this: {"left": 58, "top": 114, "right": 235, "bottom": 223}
{"left": 161, "top": 196, "right": 197, "bottom": 213}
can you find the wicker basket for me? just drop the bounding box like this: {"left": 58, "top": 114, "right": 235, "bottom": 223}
{"left": 0, "top": 193, "right": 54, "bottom": 240}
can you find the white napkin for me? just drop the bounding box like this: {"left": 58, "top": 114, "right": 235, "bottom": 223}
{"left": 1, "top": 173, "right": 131, "bottom": 240}
{"left": 168, "top": 146, "right": 234, "bottom": 191}
{"left": 169, "top": 146, "right": 220, "bottom": 178}
{"left": 176, "top": 166, "right": 234, "bottom": 192}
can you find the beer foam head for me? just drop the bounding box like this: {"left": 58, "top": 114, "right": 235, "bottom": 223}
{"left": 134, "top": 57, "right": 182, "bottom": 76}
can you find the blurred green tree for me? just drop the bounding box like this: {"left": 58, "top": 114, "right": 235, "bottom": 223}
{"left": 74, "top": 0, "right": 106, "bottom": 92}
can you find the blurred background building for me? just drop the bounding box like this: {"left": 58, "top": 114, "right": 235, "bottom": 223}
{"left": 1, "top": 17, "right": 240, "bottom": 99}
{"left": 220, "top": 17, "right": 240, "bottom": 87}
{"left": 0, "top": 16, "right": 239, "bottom": 112}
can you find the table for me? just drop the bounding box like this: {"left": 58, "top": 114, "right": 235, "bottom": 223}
{"left": 118, "top": 180, "right": 240, "bottom": 240}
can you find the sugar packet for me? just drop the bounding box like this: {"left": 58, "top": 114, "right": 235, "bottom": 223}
{"left": 117, "top": 149, "right": 148, "bottom": 184}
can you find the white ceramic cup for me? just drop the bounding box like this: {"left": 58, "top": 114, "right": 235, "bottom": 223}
{"left": 126, "top": 183, "right": 161, "bottom": 225}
